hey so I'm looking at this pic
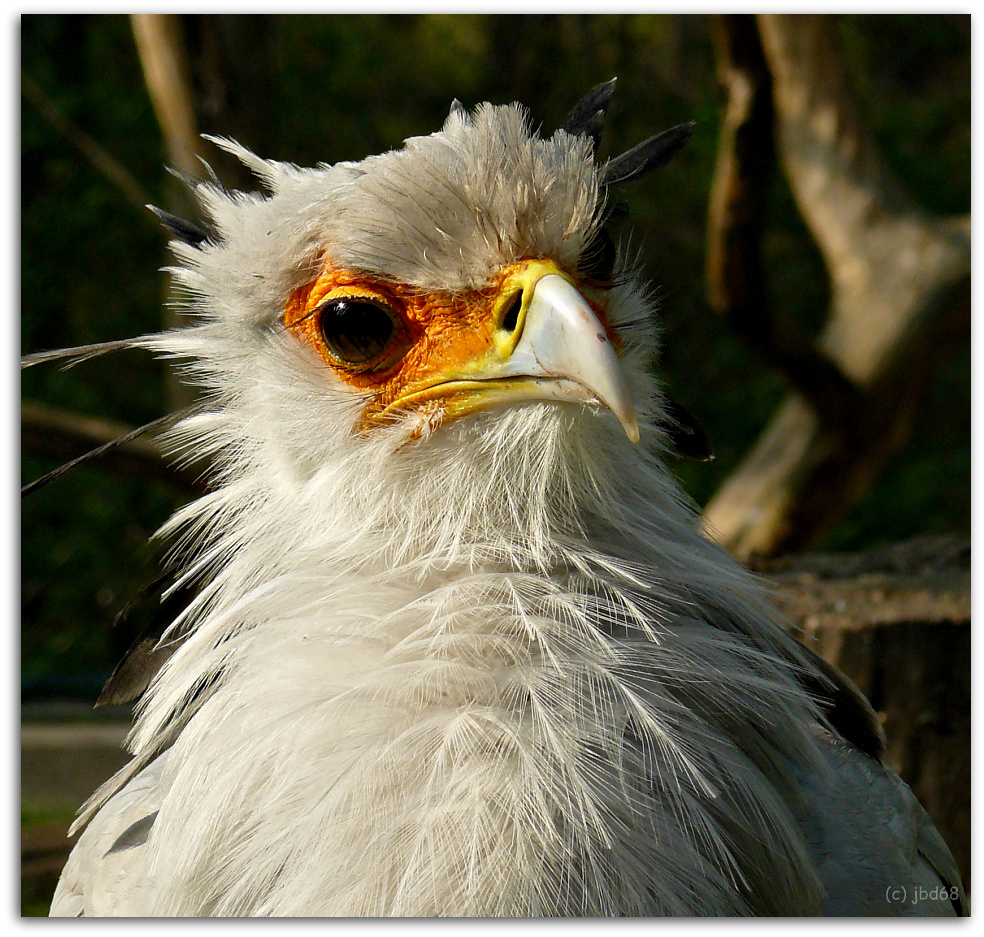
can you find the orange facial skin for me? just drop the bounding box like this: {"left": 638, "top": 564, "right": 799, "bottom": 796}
{"left": 284, "top": 258, "right": 619, "bottom": 430}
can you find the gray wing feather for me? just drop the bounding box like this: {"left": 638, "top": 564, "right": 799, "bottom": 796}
{"left": 50, "top": 754, "right": 168, "bottom": 917}
{"left": 793, "top": 727, "right": 965, "bottom": 916}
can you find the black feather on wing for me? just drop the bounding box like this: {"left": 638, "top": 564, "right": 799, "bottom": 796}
{"left": 96, "top": 574, "right": 195, "bottom": 708}
{"left": 661, "top": 397, "right": 715, "bottom": 462}
{"left": 797, "top": 642, "right": 886, "bottom": 761}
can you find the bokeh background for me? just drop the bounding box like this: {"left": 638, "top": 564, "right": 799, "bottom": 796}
{"left": 20, "top": 13, "right": 970, "bottom": 914}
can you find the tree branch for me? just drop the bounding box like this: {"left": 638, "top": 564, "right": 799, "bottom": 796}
{"left": 702, "top": 15, "right": 970, "bottom": 560}
{"left": 757, "top": 14, "right": 970, "bottom": 384}
{"left": 21, "top": 399, "right": 208, "bottom": 494}
{"left": 21, "top": 73, "right": 152, "bottom": 216}
{"left": 704, "top": 15, "right": 864, "bottom": 429}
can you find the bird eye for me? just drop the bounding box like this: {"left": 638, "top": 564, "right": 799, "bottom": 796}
{"left": 317, "top": 298, "right": 401, "bottom": 369}
{"left": 578, "top": 227, "right": 617, "bottom": 285}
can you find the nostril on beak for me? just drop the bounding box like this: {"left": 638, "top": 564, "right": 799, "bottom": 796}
{"left": 500, "top": 292, "right": 523, "bottom": 333}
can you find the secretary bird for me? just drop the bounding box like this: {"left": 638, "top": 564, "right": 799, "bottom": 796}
{"left": 35, "top": 81, "right": 964, "bottom": 916}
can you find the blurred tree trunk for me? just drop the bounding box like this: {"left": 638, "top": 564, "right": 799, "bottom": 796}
{"left": 131, "top": 14, "right": 275, "bottom": 186}
{"left": 128, "top": 15, "right": 277, "bottom": 411}
{"left": 130, "top": 14, "right": 207, "bottom": 411}
{"left": 703, "top": 14, "right": 970, "bottom": 561}
{"left": 131, "top": 14, "right": 205, "bottom": 180}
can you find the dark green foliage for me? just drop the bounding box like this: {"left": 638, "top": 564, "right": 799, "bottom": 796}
{"left": 22, "top": 15, "right": 185, "bottom": 693}
{"left": 839, "top": 14, "right": 971, "bottom": 215}
{"left": 21, "top": 14, "right": 969, "bottom": 692}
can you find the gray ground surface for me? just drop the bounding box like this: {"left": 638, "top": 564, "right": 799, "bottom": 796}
{"left": 21, "top": 701, "right": 133, "bottom": 915}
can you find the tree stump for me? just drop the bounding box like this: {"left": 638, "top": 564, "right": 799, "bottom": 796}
{"left": 761, "top": 535, "right": 971, "bottom": 888}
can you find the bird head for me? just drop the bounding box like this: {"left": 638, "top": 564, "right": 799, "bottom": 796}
{"left": 151, "top": 86, "right": 695, "bottom": 570}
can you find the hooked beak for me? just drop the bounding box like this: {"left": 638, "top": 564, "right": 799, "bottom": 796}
{"left": 383, "top": 263, "right": 639, "bottom": 443}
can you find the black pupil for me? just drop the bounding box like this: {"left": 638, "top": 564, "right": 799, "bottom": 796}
{"left": 319, "top": 299, "right": 396, "bottom": 365}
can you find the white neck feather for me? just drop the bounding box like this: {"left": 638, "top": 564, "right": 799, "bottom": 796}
{"left": 114, "top": 400, "right": 825, "bottom": 915}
